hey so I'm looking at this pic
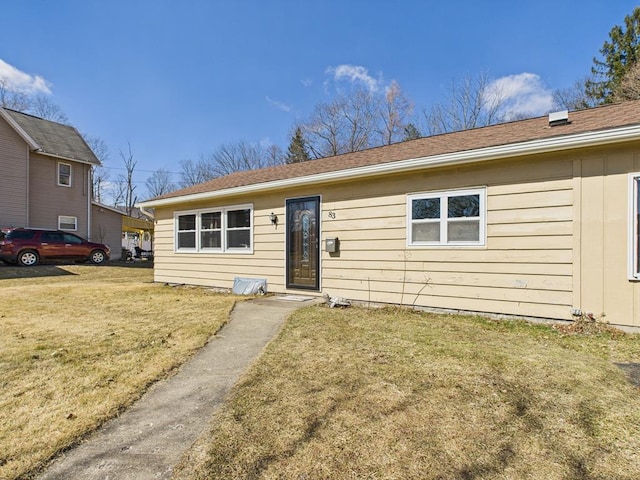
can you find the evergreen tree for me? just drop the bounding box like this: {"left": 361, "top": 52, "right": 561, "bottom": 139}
{"left": 586, "top": 7, "right": 640, "bottom": 104}
{"left": 403, "top": 123, "right": 421, "bottom": 141}
{"left": 285, "top": 127, "right": 311, "bottom": 163}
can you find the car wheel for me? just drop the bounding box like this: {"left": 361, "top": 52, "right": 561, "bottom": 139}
{"left": 89, "top": 250, "right": 107, "bottom": 265}
{"left": 18, "top": 250, "right": 39, "bottom": 267}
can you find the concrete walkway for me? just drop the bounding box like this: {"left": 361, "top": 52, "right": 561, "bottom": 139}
{"left": 38, "top": 295, "right": 318, "bottom": 480}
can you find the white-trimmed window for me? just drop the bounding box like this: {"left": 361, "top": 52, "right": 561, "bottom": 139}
{"left": 175, "top": 204, "right": 253, "bottom": 253}
{"left": 407, "top": 188, "right": 486, "bottom": 246}
{"left": 58, "top": 162, "right": 71, "bottom": 187}
{"left": 629, "top": 174, "right": 640, "bottom": 279}
{"left": 58, "top": 215, "right": 78, "bottom": 231}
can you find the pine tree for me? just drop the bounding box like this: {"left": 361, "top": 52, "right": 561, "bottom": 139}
{"left": 285, "top": 127, "right": 311, "bottom": 163}
{"left": 403, "top": 123, "right": 421, "bottom": 141}
{"left": 586, "top": 7, "right": 640, "bottom": 104}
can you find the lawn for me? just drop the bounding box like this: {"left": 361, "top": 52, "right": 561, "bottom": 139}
{"left": 173, "top": 306, "right": 640, "bottom": 480}
{"left": 0, "top": 264, "right": 239, "bottom": 480}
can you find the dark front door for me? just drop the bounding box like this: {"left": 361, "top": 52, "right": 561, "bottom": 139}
{"left": 286, "top": 196, "right": 320, "bottom": 290}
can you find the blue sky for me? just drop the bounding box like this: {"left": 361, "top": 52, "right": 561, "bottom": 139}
{"left": 1, "top": 1, "right": 638, "bottom": 199}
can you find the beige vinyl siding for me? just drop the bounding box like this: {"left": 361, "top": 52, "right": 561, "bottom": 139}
{"left": 0, "top": 116, "right": 29, "bottom": 227}
{"left": 573, "top": 144, "right": 640, "bottom": 328}
{"left": 28, "top": 154, "right": 90, "bottom": 235}
{"left": 319, "top": 156, "right": 573, "bottom": 320}
{"left": 91, "top": 205, "right": 123, "bottom": 260}
{"left": 153, "top": 153, "right": 575, "bottom": 321}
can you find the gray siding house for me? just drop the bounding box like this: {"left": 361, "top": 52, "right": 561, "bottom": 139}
{"left": 0, "top": 107, "right": 100, "bottom": 239}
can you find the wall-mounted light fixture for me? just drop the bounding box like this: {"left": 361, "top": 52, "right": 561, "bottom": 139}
{"left": 269, "top": 212, "right": 278, "bottom": 225}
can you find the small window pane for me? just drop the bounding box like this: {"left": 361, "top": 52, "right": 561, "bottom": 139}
{"left": 201, "top": 231, "right": 221, "bottom": 248}
{"left": 412, "top": 198, "right": 440, "bottom": 220}
{"left": 178, "top": 214, "right": 196, "bottom": 230}
{"left": 227, "top": 229, "right": 250, "bottom": 248}
{"left": 63, "top": 233, "right": 82, "bottom": 244}
{"left": 201, "top": 212, "right": 221, "bottom": 229}
{"left": 178, "top": 231, "right": 196, "bottom": 248}
{"left": 447, "top": 220, "right": 480, "bottom": 242}
{"left": 59, "top": 216, "right": 77, "bottom": 230}
{"left": 58, "top": 164, "right": 71, "bottom": 186}
{"left": 412, "top": 222, "right": 440, "bottom": 242}
{"left": 227, "top": 209, "right": 250, "bottom": 228}
{"left": 448, "top": 195, "right": 480, "bottom": 218}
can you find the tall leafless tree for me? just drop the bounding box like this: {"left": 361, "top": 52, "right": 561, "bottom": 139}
{"left": 145, "top": 169, "right": 176, "bottom": 198}
{"left": 422, "top": 73, "right": 507, "bottom": 135}
{"left": 114, "top": 142, "right": 137, "bottom": 215}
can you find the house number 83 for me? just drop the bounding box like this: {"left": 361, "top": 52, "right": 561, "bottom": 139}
{"left": 328, "top": 211, "right": 336, "bottom": 219}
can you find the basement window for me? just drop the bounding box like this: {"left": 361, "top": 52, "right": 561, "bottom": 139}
{"left": 175, "top": 204, "right": 253, "bottom": 253}
{"left": 58, "top": 215, "right": 77, "bottom": 231}
{"left": 407, "top": 188, "right": 486, "bottom": 247}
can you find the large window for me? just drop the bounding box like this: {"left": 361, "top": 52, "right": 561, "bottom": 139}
{"left": 175, "top": 205, "right": 252, "bottom": 253}
{"left": 407, "top": 188, "right": 486, "bottom": 246}
{"left": 58, "top": 162, "right": 71, "bottom": 187}
{"left": 629, "top": 174, "right": 640, "bottom": 279}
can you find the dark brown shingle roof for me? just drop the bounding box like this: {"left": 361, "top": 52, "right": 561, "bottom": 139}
{"left": 151, "top": 100, "right": 640, "bottom": 203}
{"left": 3, "top": 109, "right": 100, "bottom": 165}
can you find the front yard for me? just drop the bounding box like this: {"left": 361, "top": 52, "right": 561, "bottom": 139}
{"left": 0, "top": 264, "right": 239, "bottom": 479}
{"left": 173, "top": 307, "right": 640, "bottom": 480}
{"left": 2, "top": 264, "right": 640, "bottom": 479}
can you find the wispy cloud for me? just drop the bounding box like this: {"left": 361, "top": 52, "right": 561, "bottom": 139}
{"left": 265, "top": 96, "right": 291, "bottom": 112}
{"left": 326, "top": 64, "right": 380, "bottom": 92}
{"left": 0, "top": 58, "right": 52, "bottom": 94}
{"left": 487, "top": 73, "right": 553, "bottom": 119}
{"left": 301, "top": 78, "right": 313, "bottom": 87}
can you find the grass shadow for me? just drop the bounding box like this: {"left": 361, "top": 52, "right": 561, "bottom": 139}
{"left": 615, "top": 362, "right": 640, "bottom": 387}
{"left": 0, "top": 264, "right": 78, "bottom": 280}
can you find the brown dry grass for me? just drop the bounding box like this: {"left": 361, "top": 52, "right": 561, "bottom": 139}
{"left": 174, "top": 306, "right": 640, "bottom": 480}
{"left": 0, "top": 264, "right": 239, "bottom": 480}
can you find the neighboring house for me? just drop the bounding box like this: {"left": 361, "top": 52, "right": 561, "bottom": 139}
{"left": 139, "top": 100, "right": 640, "bottom": 330}
{"left": 91, "top": 202, "right": 125, "bottom": 260}
{"left": 0, "top": 107, "right": 100, "bottom": 239}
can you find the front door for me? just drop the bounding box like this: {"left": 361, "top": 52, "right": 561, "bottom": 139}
{"left": 286, "top": 196, "right": 320, "bottom": 290}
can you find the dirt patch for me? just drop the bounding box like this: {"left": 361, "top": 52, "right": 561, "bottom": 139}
{"left": 615, "top": 363, "right": 640, "bottom": 387}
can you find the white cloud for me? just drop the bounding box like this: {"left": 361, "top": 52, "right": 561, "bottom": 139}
{"left": 266, "top": 96, "right": 291, "bottom": 112}
{"left": 0, "top": 58, "right": 52, "bottom": 94}
{"left": 487, "top": 73, "right": 553, "bottom": 119}
{"left": 326, "top": 64, "right": 380, "bottom": 92}
{"left": 301, "top": 78, "right": 313, "bottom": 87}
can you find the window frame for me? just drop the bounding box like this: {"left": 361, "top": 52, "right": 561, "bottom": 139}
{"left": 174, "top": 204, "right": 253, "bottom": 254}
{"left": 57, "top": 162, "right": 72, "bottom": 187}
{"left": 407, "top": 187, "right": 486, "bottom": 247}
{"left": 58, "top": 215, "right": 78, "bottom": 231}
{"left": 628, "top": 173, "right": 640, "bottom": 280}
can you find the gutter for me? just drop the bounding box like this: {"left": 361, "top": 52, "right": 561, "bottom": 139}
{"left": 139, "top": 124, "right": 640, "bottom": 209}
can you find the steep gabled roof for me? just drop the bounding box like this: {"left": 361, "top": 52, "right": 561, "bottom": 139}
{"left": 0, "top": 108, "right": 100, "bottom": 165}
{"left": 140, "top": 100, "right": 640, "bottom": 208}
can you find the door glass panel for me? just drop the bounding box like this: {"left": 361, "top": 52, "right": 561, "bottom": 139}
{"left": 287, "top": 197, "right": 319, "bottom": 289}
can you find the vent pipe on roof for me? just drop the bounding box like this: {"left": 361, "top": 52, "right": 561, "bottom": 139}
{"left": 548, "top": 110, "right": 570, "bottom": 127}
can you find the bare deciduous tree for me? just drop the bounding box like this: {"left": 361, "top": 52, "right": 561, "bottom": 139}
{"left": 377, "top": 80, "right": 413, "bottom": 145}
{"left": 82, "top": 134, "right": 111, "bottom": 203}
{"left": 115, "top": 142, "right": 137, "bottom": 215}
{"left": 612, "top": 61, "right": 640, "bottom": 102}
{"left": 30, "top": 96, "right": 69, "bottom": 124}
{"left": 422, "top": 73, "right": 507, "bottom": 135}
{"left": 179, "top": 141, "right": 285, "bottom": 187}
{"left": 0, "top": 79, "right": 31, "bottom": 111}
{"left": 552, "top": 78, "right": 599, "bottom": 111}
{"left": 145, "top": 169, "right": 176, "bottom": 199}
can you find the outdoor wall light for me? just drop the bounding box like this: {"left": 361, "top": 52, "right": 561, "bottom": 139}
{"left": 269, "top": 212, "right": 278, "bottom": 225}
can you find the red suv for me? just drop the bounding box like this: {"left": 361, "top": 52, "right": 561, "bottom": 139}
{"left": 0, "top": 228, "right": 110, "bottom": 266}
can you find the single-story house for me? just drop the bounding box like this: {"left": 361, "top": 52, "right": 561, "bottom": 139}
{"left": 139, "top": 100, "right": 640, "bottom": 330}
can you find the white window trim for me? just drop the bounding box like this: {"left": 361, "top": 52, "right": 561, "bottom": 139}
{"left": 58, "top": 162, "right": 72, "bottom": 187}
{"left": 407, "top": 187, "right": 486, "bottom": 247}
{"left": 628, "top": 173, "right": 640, "bottom": 280}
{"left": 58, "top": 215, "right": 78, "bottom": 231}
{"left": 174, "top": 203, "right": 253, "bottom": 254}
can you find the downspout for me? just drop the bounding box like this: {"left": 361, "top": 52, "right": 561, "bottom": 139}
{"left": 25, "top": 145, "right": 30, "bottom": 227}
{"left": 87, "top": 165, "right": 92, "bottom": 239}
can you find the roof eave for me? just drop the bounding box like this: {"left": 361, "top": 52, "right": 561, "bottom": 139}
{"left": 138, "top": 124, "right": 640, "bottom": 209}
{"left": 0, "top": 107, "right": 40, "bottom": 150}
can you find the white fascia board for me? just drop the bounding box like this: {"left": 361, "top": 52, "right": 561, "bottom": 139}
{"left": 0, "top": 108, "right": 40, "bottom": 150}
{"left": 35, "top": 150, "right": 98, "bottom": 166}
{"left": 139, "top": 124, "right": 640, "bottom": 209}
